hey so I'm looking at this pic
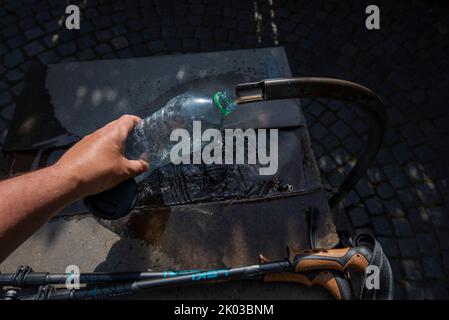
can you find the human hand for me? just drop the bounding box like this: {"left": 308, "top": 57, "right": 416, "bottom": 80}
{"left": 54, "top": 115, "right": 149, "bottom": 198}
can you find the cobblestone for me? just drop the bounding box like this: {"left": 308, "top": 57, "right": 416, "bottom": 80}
{"left": 6, "top": 69, "right": 23, "bottom": 82}
{"left": 57, "top": 42, "right": 77, "bottom": 57}
{"left": 428, "top": 207, "right": 449, "bottom": 229}
{"left": 111, "top": 36, "right": 129, "bottom": 50}
{"left": 382, "top": 165, "right": 410, "bottom": 190}
{"left": 0, "top": 103, "right": 14, "bottom": 120}
{"left": 424, "top": 281, "right": 449, "bottom": 299}
{"left": 392, "top": 218, "right": 413, "bottom": 238}
{"left": 0, "top": 92, "right": 11, "bottom": 107}
{"left": 403, "top": 280, "right": 425, "bottom": 299}
{"left": 95, "top": 43, "right": 112, "bottom": 56}
{"left": 348, "top": 207, "right": 370, "bottom": 227}
{"left": 372, "top": 216, "right": 394, "bottom": 236}
{"left": 398, "top": 239, "right": 420, "bottom": 258}
{"left": 38, "top": 50, "right": 59, "bottom": 64}
{"left": 375, "top": 183, "right": 395, "bottom": 200}
{"left": 77, "top": 35, "right": 97, "bottom": 50}
{"left": 416, "top": 232, "right": 440, "bottom": 256}
{"left": 23, "top": 41, "right": 45, "bottom": 56}
{"left": 402, "top": 260, "right": 423, "bottom": 281}
{"left": 3, "top": 49, "right": 24, "bottom": 68}
{"left": 25, "top": 26, "right": 44, "bottom": 40}
{"left": 364, "top": 197, "right": 384, "bottom": 216}
{"left": 392, "top": 144, "right": 413, "bottom": 165}
{"left": 377, "top": 237, "right": 399, "bottom": 257}
{"left": 422, "top": 256, "right": 446, "bottom": 280}
{"left": 77, "top": 48, "right": 96, "bottom": 61}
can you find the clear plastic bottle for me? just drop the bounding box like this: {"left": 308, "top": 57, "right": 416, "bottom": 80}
{"left": 125, "top": 90, "right": 237, "bottom": 179}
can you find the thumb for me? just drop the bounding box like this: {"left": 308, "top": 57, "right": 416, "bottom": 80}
{"left": 125, "top": 159, "right": 149, "bottom": 177}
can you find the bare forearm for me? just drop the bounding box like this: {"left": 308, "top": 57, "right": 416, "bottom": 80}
{"left": 0, "top": 115, "right": 147, "bottom": 263}
{"left": 0, "top": 164, "right": 81, "bottom": 262}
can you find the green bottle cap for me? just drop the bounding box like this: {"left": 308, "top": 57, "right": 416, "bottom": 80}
{"left": 213, "top": 91, "right": 237, "bottom": 116}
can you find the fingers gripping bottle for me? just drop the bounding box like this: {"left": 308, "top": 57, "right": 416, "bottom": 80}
{"left": 84, "top": 90, "right": 238, "bottom": 220}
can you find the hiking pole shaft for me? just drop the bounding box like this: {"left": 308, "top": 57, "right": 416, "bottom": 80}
{"left": 0, "top": 263, "right": 288, "bottom": 290}
{"left": 14, "top": 260, "right": 354, "bottom": 300}
{"left": 33, "top": 261, "right": 292, "bottom": 300}
{"left": 0, "top": 268, "right": 201, "bottom": 287}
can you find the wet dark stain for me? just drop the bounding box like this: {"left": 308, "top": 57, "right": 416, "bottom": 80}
{"left": 136, "top": 162, "right": 294, "bottom": 208}
{"left": 125, "top": 207, "right": 170, "bottom": 246}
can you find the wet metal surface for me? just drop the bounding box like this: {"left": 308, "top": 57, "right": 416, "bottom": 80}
{"left": 0, "top": 48, "right": 337, "bottom": 275}
{"left": 135, "top": 127, "right": 320, "bottom": 207}
{"left": 98, "top": 190, "right": 337, "bottom": 269}
{"left": 3, "top": 47, "right": 316, "bottom": 214}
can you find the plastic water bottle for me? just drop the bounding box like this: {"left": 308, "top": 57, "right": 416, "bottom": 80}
{"left": 124, "top": 90, "right": 237, "bottom": 179}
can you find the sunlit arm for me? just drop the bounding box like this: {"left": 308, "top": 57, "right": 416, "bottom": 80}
{"left": 0, "top": 165, "right": 81, "bottom": 263}
{"left": 0, "top": 115, "right": 148, "bottom": 263}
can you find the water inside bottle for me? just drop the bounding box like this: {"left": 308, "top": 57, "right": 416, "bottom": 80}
{"left": 128, "top": 88, "right": 299, "bottom": 208}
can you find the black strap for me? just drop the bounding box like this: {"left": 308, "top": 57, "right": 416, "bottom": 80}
{"left": 354, "top": 232, "right": 394, "bottom": 300}
{"left": 307, "top": 206, "right": 320, "bottom": 249}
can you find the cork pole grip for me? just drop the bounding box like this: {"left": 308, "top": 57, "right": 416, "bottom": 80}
{"left": 264, "top": 271, "right": 351, "bottom": 300}
{"left": 293, "top": 247, "right": 370, "bottom": 273}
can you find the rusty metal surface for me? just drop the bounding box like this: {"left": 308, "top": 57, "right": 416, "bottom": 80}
{"left": 98, "top": 190, "right": 337, "bottom": 269}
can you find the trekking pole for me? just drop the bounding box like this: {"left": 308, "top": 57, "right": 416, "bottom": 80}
{"left": 0, "top": 266, "right": 201, "bottom": 287}
{"left": 13, "top": 242, "right": 376, "bottom": 301}
{"left": 1, "top": 264, "right": 351, "bottom": 300}
{"left": 0, "top": 241, "right": 371, "bottom": 291}
{"left": 18, "top": 260, "right": 352, "bottom": 300}
{"left": 3, "top": 232, "right": 394, "bottom": 300}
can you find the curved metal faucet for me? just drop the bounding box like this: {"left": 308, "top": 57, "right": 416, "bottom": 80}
{"left": 235, "top": 78, "right": 388, "bottom": 210}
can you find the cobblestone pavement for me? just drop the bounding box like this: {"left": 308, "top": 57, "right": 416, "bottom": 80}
{"left": 1, "top": 0, "right": 448, "bottom": 299}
